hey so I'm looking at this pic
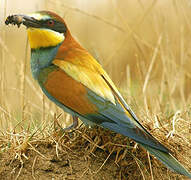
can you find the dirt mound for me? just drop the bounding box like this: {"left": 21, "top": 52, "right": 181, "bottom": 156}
{"left": 0, "top": 127, "right": 188, "bottom": 179}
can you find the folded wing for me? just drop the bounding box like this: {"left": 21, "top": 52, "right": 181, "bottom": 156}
{"left": 43, "top": 48, "right": 191, "bottom": 177}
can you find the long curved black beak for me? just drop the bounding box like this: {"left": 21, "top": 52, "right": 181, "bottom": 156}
{"left": 5, "top": 14, "right": 40, "bottom": 28}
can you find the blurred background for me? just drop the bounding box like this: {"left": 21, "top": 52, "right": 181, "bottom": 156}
{"left": 0, "top": 0, "right": 191, "bottom": 134}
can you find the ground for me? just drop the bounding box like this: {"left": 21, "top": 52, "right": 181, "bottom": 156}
{"left": 0, "top": 126, "right": 189, "bottom": 180}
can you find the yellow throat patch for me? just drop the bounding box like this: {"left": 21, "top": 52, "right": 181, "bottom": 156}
{"left": 27, "top": 28, "right": 65, "bottom": 49}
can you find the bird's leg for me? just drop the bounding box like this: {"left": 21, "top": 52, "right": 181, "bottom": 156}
{"left": 62, "top": 115, "right": 79, "bottom": 131}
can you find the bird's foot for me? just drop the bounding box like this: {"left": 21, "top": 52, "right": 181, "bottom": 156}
{"left": 61, "top": 115, "right": 79, "bottom": 131}
{"left": 56, "top": 115, "right": 79, "bottom": 136}
{"left": 54, "top": 114, "right": 79, "bottom": 135}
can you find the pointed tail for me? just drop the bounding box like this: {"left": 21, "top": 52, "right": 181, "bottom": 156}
{"left": 139, "top": 142, "right": 191, "bottom": 178}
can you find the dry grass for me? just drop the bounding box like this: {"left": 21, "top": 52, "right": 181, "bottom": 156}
{"left": 0, "top": 0, "right": 191, "bottom": 179}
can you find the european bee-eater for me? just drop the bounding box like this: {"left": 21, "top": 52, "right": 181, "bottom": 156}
{"left": 5, "top": 11, "right": 191, "bottom": 178}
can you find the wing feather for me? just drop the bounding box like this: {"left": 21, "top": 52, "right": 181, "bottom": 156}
{"left": 53, "top": 59, "right": 116, "bottom": 104}
{"left": 52, "top": 53, "right": 169, "bottom": 152}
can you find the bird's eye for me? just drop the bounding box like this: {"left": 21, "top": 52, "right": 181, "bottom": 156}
{"left": 47, "top": 20, "right": 55, "bottom": 27}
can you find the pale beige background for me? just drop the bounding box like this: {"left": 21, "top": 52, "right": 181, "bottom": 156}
{"left": 0, "top": 0, "right": 191, "bottom": 132}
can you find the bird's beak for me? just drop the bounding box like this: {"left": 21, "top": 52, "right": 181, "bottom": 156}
{"left": 5, "top": 14, "right": 40, "bottom": 28}
{"left": 22, "top": 15, "right": 41, "bottom": 28}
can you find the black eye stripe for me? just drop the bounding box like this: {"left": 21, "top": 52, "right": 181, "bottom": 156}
{"left": 39, "top": 19, "right": 66, "bottom": 33}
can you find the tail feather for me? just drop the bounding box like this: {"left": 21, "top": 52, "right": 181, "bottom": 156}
{"left": 140, "top": 143, "right": 191, "bottom": 178}
{"left": 85, "top": 85, "right": 191, "bottom": 178}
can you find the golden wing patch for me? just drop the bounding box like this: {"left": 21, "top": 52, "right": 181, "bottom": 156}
{"left": 53, "top": 59, "right": 116, "bottom": 104}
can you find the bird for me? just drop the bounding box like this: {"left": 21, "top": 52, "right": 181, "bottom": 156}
{"left": 5, "top": 11, "right": 191, "bottom": 178}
